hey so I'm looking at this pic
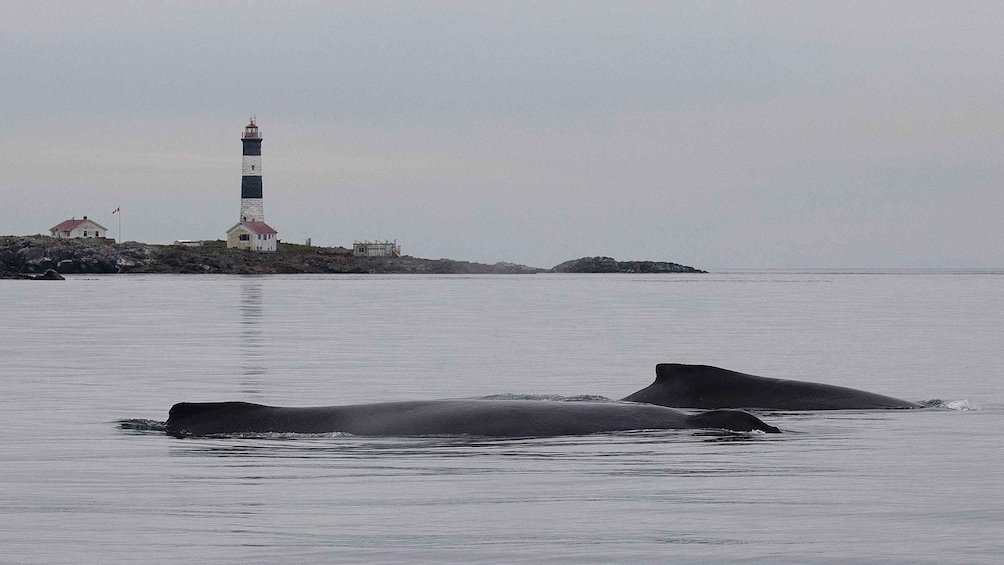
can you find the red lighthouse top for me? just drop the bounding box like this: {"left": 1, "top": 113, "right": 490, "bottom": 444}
{"left": 243, "top": 116, "right": 260, "bottom": 139}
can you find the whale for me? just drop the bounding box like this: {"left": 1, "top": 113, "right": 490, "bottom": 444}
{"left": 166, "top": 399, "right": 781, "bottom": 437}
{"left": 622, "top": 363, "right": 921, "bottom": 410}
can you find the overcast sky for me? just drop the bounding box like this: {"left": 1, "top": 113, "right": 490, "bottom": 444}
{"left": 2, "top": 1, "right": 1001, "bottom": 269}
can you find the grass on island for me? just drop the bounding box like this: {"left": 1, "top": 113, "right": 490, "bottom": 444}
{"left": 277, "top": 241, "right": 317, "bottom": 254}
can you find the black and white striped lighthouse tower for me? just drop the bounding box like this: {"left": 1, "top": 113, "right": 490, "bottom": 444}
{"left": 226, "top": 117, "right": 277, "bottom": 251}
{"left": 240, "top": 117, "right": 264, "bottom": 222}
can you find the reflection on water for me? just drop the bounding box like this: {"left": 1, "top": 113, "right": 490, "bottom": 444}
{"left": 160, "top": 428, "right": 780, "bottom": 462}
{"left": 239, "top": 280, "right": 265, "bottom": 393}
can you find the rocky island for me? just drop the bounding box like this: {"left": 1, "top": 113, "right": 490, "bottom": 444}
{"left": 0, "top": 236, "right": 704, "bottom": 277}
{"left": 552, "top": 256, "right": 706, "bottom": 274}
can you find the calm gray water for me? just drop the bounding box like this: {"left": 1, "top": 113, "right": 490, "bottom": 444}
{"left": 2, "top": 272, "right": 1002, "bottom": 564}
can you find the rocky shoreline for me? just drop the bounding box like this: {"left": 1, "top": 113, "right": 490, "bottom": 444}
{"left": 0, "top": 236, "right": 705, "bottom": 277}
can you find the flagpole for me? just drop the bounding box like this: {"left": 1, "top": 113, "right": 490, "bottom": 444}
{"left": 113, "top": 207, "right": 121, "bottom": 242}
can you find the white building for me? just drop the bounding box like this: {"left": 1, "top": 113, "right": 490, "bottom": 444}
{"left": 226, "top": 221, "right": 278, "bottom": 252}
{"left": 49, "top": 217, "right": 108, "bottom": 239}
{"left": 353, "top": 240, "right": 401, "bottom": 257}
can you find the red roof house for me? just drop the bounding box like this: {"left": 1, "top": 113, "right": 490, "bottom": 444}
{"left": 49, "top": 216, "right": 108, "bottom": 239}
{"left": 226, "top": 221, "right": 278, "bottom": 252}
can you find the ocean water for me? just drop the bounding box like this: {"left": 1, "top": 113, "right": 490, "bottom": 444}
{"left": 1, "top": 272, "right": 1002, "bottom": 564}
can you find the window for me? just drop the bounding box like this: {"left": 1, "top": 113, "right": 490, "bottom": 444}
{"left": 239, "top": 234, "right": 250, "bottom": 241}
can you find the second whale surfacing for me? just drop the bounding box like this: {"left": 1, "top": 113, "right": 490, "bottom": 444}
{"left": 166, "top": 399, "right": 781, "bottom": 437}
{"left": 623, "top": 363, "right": 921, "bottom": 410}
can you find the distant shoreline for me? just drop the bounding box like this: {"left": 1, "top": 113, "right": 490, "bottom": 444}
{"left": 0, "top": 236, "right": 705, "bottom": 276}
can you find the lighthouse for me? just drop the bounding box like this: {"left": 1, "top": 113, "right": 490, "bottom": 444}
{"left": 226, "top": 117, "right": 278, "bottom": 252}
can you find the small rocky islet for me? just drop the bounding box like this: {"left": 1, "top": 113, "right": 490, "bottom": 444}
{"left": 0, "top": 236, "right": 704, "bottom": 277}
{"left": 550, "top": 256, "right": 706, "bottom": 274}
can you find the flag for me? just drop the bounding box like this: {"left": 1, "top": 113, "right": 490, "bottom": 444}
{"left": 112, "top": 207, "right": 120, "bottom": 214}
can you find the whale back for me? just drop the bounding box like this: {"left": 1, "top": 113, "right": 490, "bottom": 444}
{"left": 165, "top": 398, "right": 783, "bottom": 437}
{"left": 621, "top": 363, "right": 920, "bottom": 410}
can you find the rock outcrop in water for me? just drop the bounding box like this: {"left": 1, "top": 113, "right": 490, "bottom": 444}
{"left": 0, "top": 268, "right": 65, "bottom": 280}
{"left": 550, "top": 256, "right": 705, "bottom": 274}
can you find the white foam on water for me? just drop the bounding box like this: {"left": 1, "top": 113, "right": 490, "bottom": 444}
{"left": 944, "top": 399, "right": 981, "bottom": 411}
{"left": 919, "top": 399, "right": 982, "bottom": 411}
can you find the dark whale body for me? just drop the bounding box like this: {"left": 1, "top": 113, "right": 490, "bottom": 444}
{"left": 166, "top": 399, "right": 780, "bottom": 437}
{"left": 622, "top": 363, "right": 921, "bottom": 410}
